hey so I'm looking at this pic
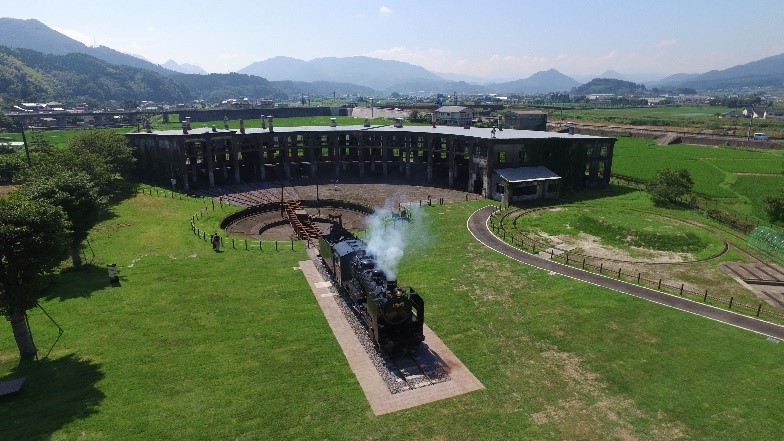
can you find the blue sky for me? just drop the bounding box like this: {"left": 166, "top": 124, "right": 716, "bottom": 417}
{"left": 2, "top": 0, "right": 783, "bottom": 79}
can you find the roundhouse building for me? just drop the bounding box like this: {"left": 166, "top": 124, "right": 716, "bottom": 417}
{"left": 125, "top": 117, "right": 615, "bottom": 203}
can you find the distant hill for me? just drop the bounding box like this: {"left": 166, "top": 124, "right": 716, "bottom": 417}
{"left": 573, "top": 78, "right": 646, "bottom": 94}
{"left": 239, "top": 55, "right": 444, "bottom": 90}
{"left": 0, "top": 17, "right": 170, "bottom": 75}
{"left": 647, "top": 73, "right": 700, "bottom": 88}
{"left": 494, "top": 69, "right": 580, "bottom": 94}
{"left": 271, "top": 80, "right": 376, "bottom": 99}
{"left": 168, "top": 72, "right": 285, "bottom": 102}
{"left": 657, "top": 53, "right": 784, "bottom": 90}
{"left": 432, "top": 71, "right": 516, "bottom": 85}
{"left": 0, "top": 45, "right": 192, "bottom": 104}
{"left": 0, "top": 17, "right": 87, "bottom": 55}
{"left": 163, "top": 60, "right": 207, "bottom": 75}
{"left": 383, "top": 78, "right": 488, "bottom": 95}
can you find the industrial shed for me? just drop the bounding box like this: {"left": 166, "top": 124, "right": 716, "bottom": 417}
{"left": 492, "top": 166, "right": 561, "bottom": 204}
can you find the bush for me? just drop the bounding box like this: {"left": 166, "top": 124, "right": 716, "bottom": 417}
{"left": 763, "top": 192, "right": 784, "bottom": 222}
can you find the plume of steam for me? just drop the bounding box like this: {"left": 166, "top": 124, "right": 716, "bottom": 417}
{"left": 364, "top": 200, "right": 428, "bottom": 280}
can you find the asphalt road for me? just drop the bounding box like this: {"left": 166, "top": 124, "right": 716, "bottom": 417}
{"left": 467, "top": 205, "right": 784, "bottom": 340}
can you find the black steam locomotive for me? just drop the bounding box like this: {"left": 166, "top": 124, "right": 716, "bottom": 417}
{"left": 319, "top": 227, "right": 425, "bottom": 353}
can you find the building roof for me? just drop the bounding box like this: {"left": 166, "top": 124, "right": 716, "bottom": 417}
{"left": 128, "top": 124, "right": 614, "bottom": 142}
{"left": 435, "top": 106, "right": 468, "bottom": 113}
{"left": 512, "top": 110, "right": 546, "bottom": 115}
{"left": 495, "top": 166, "right": 561, "bottom": 183}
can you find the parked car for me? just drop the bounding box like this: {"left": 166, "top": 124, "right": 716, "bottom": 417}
{"left": 753, "top": 132, "right": 769, "bottom": 141}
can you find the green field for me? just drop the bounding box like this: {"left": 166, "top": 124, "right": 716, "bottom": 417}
{"left": 3, "top": 188, "right": 784, "bottom": 440}
{"left": 612, "top": 136, "right": 784, "bottom": 219}
{"left": 549, "top": 105, "right": 784, "bottom": 139}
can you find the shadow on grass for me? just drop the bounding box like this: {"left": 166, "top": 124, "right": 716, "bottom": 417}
{"left": 0, "top": 354, "right": 104, "bottom": 440}
{"left": 43, "top": 264, "right": 114, "bottom": 302}
{"left": 505, "top": 185, "right": 639, "bottom": 210}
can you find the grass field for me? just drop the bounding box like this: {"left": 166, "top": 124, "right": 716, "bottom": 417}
{"left": 3, "top": 187, "right": 784, "bottom": 440}
{"left": 549, "top": 105, "right": 784, "bottom": 139}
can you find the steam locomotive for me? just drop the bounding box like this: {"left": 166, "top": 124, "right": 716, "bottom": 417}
{"left": 319, "top": 227, "right": 425, "bottom": 353}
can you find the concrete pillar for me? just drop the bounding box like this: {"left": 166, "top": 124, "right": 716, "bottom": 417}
{"left": 207, "top": 141, "right": 215, "bottom": 187}
{"left": 178, "top": 139, "right": 189, "bottom": 191}
{"left": 382, "top": 136, "right": 389, "bottom": 177}
{"left": 358, "top": 136, "right": 365, "bottom": 178}
{"left": 231, "top": 140, "right": 240, "bottom": 184}
{"left": 258, "top": 143, "right": 266, "bottom": 181}
{"left": 281, "top": 136, "right": 291, "bottom": 180}
{"left": 398, "top": 137, "right": 405, "bottom": 174}
{"left": 427, "top": 143, "right": 433, "bottom": 184}
{"left": 405, "top": 141, "right": 411, "bottom": 178}
{"left": 191, "top": 144, "right": 198, "bottom": 184}
{"left": 333, "top": 135, "right": 340, "bottom": 178}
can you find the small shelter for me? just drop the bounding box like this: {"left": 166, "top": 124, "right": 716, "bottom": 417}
{"left": 492, "top": 166, "right": 561, "bottom": 204}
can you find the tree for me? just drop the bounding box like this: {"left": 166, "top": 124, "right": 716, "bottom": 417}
{"left": 0, "top": 110, "right": 13, "bottom": 131}
{"left": 0, "top": 154, "right": 29, "bottom": 184}
{"left": 21, "top": 170, "right": 105, "bottom": 267}
{"left": 0, "top": 193, "right": 70, "bottom": 359}
{"left": 763, "top": 192, "right": 784, "bottom": 222}
{"left": 47, "top": 130, "right": 136, "bottom": 196}
{"left": 646, "top": 168, "right": 694, "bottom": 206}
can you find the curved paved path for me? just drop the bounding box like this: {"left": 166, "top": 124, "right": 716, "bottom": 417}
{"left": 467, "top": 205, "right": 784, "bottom": 340}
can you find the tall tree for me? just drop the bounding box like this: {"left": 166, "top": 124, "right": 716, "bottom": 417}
{"left": 646, "top": 168, "right": 694, "bottom": 206}
{"left": 0, "top": 193, "right": 70, "bottom": 359}
{"left": 48, "top": 130, "right": 136, "bottom": 196}
{"left": 21, "top": 170, "right": 105, "bottom": 267}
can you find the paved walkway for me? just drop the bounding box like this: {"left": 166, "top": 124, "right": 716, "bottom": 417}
{"left": 467, "top": 205, "right": 784, "bottom": 340}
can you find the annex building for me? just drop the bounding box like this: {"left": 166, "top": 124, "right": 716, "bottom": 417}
{"left": 126, "top": 117, "right": 615, "bottom": 203}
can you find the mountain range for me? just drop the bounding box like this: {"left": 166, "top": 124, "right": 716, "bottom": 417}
{"left": 0, "top": 17, "right": 783, "bottom": 103}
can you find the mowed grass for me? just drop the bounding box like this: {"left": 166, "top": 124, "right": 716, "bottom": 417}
{"left": 514, "top": 199, "right": 725, "bottom": 258}
{"left": 2, "top": 190, "right": 784, "bottom": 439}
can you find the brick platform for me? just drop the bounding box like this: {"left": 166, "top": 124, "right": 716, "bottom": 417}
{"left": 298, "top": 259, "right": 484, "bottom": 415}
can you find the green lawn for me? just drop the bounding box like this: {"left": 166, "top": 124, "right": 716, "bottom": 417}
{"left": 2, "top": 188, "right": 784, "bottom": 440}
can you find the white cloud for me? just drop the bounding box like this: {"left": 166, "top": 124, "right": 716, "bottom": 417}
{"left": 52, "top": 27, "right": 93, "bottom": 46}
{"left": 379, "top": 6, "right": 392, "bottom": 15}
{"left": 656, "top": 39, "right": 677, "bottom": 50}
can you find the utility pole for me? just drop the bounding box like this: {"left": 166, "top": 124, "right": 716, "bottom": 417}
{"left": 18, "top": 122, "right": 30, "bottom": 166}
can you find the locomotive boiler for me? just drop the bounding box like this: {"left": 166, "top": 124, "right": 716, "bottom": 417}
{"left": 319, "top": 227, "right": 425, "bottom": 353}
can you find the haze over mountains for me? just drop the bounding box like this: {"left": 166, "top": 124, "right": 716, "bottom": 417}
{"left": 0, "top": 17, "right": 783, "bottom": 101}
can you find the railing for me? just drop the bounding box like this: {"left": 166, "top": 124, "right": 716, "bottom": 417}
{"left": 488, "top": 208, "right": 784, "bottom": 323}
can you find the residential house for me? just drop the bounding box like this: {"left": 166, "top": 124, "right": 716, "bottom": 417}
{"left": 434, "top": 106, "right": 473, "bottom": 126}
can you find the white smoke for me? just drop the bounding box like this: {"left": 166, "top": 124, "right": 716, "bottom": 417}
{"left": 364, "top": 199, "right": 429, "bottom": 280}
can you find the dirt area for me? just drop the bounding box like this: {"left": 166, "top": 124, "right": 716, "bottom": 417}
{"left": 290, "top": 179, "right": 476, "bottom": 209}
{"left": 222, "top": 181, "right": 480, "bottom": 240}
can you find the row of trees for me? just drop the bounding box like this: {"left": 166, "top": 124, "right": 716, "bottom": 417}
{"left": 0, "top": 130, "right": 135, "bottom": 359}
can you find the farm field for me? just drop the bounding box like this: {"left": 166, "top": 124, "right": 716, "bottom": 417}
{"left": 2, "top": 188, "right": 784, "bottom": 440}
{"left": 612, "top": 136, "right": 784, "bottom": 220}
{"left": 548, "top": 105, "right": 784, "bottom": 139}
